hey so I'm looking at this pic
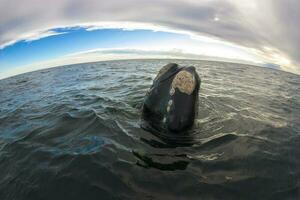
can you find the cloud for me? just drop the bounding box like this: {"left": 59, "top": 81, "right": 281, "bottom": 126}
{"left": 23, "top": 30, "right": 67, "bottom": 42}
{"left": 0, "top": 47, "right": 267, "bottom": 80}
{"left": 0, "top": 0, "right": 299, "bottom": 73}
{"left": 0, "top": 29, "right": 67, "bottom": 49}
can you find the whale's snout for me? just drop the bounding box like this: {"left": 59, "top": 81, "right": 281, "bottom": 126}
{"left": 141, "top": 63, "right": 201, "bottom": 133}
{"left": 167, "top": 66, "right": 200, "bottom": 132}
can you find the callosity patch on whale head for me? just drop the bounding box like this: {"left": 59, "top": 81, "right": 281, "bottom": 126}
{"left": 171, "top": 70, "right": 196, "bottom": 95}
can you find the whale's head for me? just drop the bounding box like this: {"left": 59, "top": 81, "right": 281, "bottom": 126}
{"left": 142, "top": 63, "right": 201, "bottom": 134}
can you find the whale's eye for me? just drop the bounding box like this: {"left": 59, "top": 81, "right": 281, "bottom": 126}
{"left": 171, "top": 70, "right": 195, "bottom": 95}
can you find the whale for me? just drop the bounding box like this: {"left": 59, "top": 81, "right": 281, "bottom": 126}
{"left": 141, "top": 63, "right": 201, "bottom": 134}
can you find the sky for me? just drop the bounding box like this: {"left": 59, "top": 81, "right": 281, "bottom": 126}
{"left": 0, "top": 0, "right": 299, "bottom": 79}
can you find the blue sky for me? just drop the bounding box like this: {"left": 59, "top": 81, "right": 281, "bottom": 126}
{"left": 0, "top": 28, "right": 186, "bottom": 71}
{"left": 0, "top": 27, "right": 265, "bottom": 79}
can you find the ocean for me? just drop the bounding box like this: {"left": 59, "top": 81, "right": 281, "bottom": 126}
{"left": 0, "top": 59, "right": 299, "bottom": 200}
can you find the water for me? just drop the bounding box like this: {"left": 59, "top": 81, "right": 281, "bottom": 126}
{"left": 0, "top": 59, "right": 299, "bottom": 200}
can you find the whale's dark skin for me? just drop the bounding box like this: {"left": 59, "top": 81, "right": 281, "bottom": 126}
{"left": 142, "top": 63, "right": 201, "bottom": 133}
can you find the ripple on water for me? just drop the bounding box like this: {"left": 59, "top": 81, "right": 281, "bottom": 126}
{"left": 0, "top": 60, "right": 299, "bottom": 200}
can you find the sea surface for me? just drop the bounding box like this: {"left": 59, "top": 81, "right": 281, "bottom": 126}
{"left": 0, "top": 59, "right": 299, "bottom": 200}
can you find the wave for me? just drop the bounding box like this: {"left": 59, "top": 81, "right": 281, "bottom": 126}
{"left": 0, "top": 59, "right": 299, "bottom": 200}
